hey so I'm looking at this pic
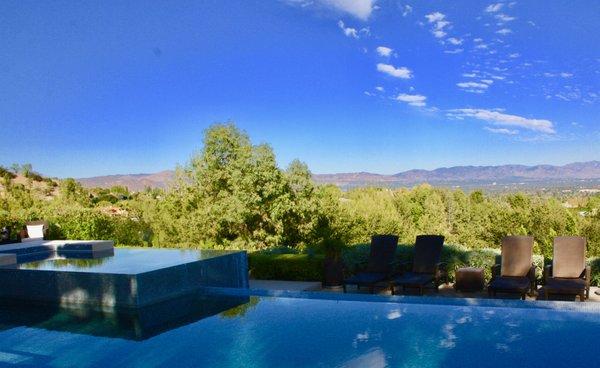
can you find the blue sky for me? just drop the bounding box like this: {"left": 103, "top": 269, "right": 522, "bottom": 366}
{"left": 1, "top": 0, "right": 599, "bottom": 178}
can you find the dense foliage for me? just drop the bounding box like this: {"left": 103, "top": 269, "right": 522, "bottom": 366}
{"left": 1, "top": 123, "right": 599, "bottom": 282}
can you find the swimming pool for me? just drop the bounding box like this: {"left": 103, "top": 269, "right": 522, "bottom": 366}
{"left": 0, "top": 289, "right": 597, "bottom": 367}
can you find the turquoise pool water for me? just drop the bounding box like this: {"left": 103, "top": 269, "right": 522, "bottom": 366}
{"left": 0, "top": 292, "right": 597, "bottom": 367}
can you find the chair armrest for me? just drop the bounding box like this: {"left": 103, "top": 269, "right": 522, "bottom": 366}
{"left": 491, "top": 264, "right": 501, "bottom": 278}
{"left": 544, "top": 264, "right": 552, "bottom": 284}
{"left": 582, "top": 265, "right": 591, "bottom": 286}
{"left": 528, "top": 264, "right": 537, "bottom": 290}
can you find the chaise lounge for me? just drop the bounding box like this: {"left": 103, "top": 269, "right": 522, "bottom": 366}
{"left": 488, "top": 236, "right": 536, "bottom": 300}
{"left": 343, "top": 234, "right": 398, "bottom": 294}
{"left": 389, "top": 235, "right": 446, "bottom": 295}
{"left": 543, "top": 236, "right": 591, "bottom": 301}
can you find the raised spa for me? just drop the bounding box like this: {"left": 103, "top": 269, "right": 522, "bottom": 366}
{"left": 0, "top": 248, "right": 248, "bottom": 308}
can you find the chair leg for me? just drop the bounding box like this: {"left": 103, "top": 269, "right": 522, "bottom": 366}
{"left": 580, "top": 292, "right": 585, "bottom": 302}
{"left": 586, "top": 287, "right": 590, "bottom": 300}
{"left": 343, "top": 284, "right": 347, "bottom": 293}
{"left": 390, "top": 284, "right": 395, "bottom": 295}
{"left": 521, "top": 293, "right": 526, "bottom": 300}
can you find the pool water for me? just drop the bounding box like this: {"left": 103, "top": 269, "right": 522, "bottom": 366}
{"left": 0, "top": 292, "right": 598, "bottom": 367}
{"left": 16, "top": 248, "right": 240, "bottom": 274}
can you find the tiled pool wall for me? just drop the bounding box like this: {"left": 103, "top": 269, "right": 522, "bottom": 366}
{"left": 0, "top": 244, "right": 249, "bottom": 309}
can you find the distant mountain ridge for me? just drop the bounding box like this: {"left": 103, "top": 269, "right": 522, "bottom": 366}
{"left": 77, "top": 161, "right": 600, "bottom": 191}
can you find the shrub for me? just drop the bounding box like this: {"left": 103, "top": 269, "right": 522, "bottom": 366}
{"left": 248, "top": 253, "right": 325, "bottom": 281}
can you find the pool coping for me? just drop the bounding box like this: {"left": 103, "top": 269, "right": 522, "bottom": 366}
{"left": 201, "top": 286, "right": 600, "bottom": 314}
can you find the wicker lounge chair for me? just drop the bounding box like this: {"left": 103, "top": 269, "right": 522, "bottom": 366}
{"left": 390, "top": 235, "right": 446, "bottom": 295}
{"left": 343, "top": 235, "right": 398, "bottom": 294}
{"left": 488, "top": 236, "right": 536, "bottom": 300}
{"left": 543, "top": 236, "right": 590, "bottom": 301}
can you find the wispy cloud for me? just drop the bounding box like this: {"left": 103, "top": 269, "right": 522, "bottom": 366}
{"left": 485, "top": 3, "right": 504, "bottom": 13}
{"left": 401, "top": 4, "right": 412, "bottom": 17}
{"left": 449, "top": 108, "right": 556, "bottom": 134}
{"left": 484, "top": 127, "right": 518, "bottom": 135}
{"left": 457, "top": 82, "right": 489, "bottom": 93}
{"left": 396, "top": 93, "right": 427, "bottom": 106}
{"left": 496, "top": 28, "right": 512, "bottom": 35}
{"left": 337, "top": 20, "right": 358, "bottom": 38}
{"left": 322, "top": 0, "right": 376, "bottom": 20}
{"left": 285, "top": 0, "right": 376, "bottom": 20}
{"left": 495, "top": 13, "right": 516, "bottom": 22}
{"left": 377, "top": 63, "right": 412, "bottom": 78}
{"left": 425, "top": 12, "right": 451, "bottom": 39}
{"left": 447, "top": 37, "right": 463, "bottom": 45}
{"left": 376, "top": 46, "right": 393, "bottom": 57}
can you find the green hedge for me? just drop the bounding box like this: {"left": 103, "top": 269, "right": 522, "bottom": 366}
{"left": 248, "top": 253, "right": 325, "bottom": 281}
{"left": 342, "top": 243, "right": 546, "bottom": 282}
{"left": 249, "top": 244, "right": 581, "bottom": 284}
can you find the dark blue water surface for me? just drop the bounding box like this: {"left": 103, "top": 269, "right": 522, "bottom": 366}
{"left": 0, "top": 292, "right": 598, "bottom": 368}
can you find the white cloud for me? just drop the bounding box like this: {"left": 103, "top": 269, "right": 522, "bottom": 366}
{"left": 473, "top": 38, "right": 483, "bottom": 43}
{"left": 495, "top": 13, "right": 515, "bottom": 22}
{"left": 447, "top": 37, "right": 463, "bottom": 45}
{"left": 444, "top": 48, "right": 463, "bottom": 54}
{"left": 337, "top": 20, "right": 358, "bottom": 38}
{"left": 509, "top": 53, "right": 520, "bottom": 58}
{"left": 496, "top": 28, "right": 512, "bottom": 35}
{"left": 321, "top": 0, "right": 376, "bottom": 20}
{"left": 449, "top": 108, "right": 556, "bottom": 134}
{"left": 425, "top": 12, "right": 445, "bottom": 23}
{"left": 375, "top": 86, "right": 384, "bottom": 91}
{"left": 377, "top": 63, "right": 412, "bottom": 78}
{"left": 560, "top": 72, "right": 573, "bottom": 78}
{"left": 402, "top": 4, "right": 412, "bottom": 17}
{"left": 484, "top": 127, "right": 518, "bottom": 135}
{"left": 475, "top": 43, "right": 488, "bottom": 49}
{"left": 425, "top": 12, "right": 452, "bottom": 39}
{"left": 376, "top": 46, "right": 393, "bottom": 57}
{"left": 433, "top": 30, "right": 447, "bottom": 38}
{"left": 457, "top": 82, "right": 489, "bottom": 89}
{"left": 481, "top": 79, "right": 494, "bottom": 84}
{"left": 396, "top": 93, "right": 427, "bottom": 106}
{"left": 462, "top": 73, "right": 477, "bottom": 77}
{"left": 485, "top": 3, "right": 504, "bottom": 12}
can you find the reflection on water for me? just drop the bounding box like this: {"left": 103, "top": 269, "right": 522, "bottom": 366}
{"left": 15, "top": 248, "right": 239, "bottom": 273}
{"left": 0, "top": 295, "right": 597, "bottom": 367}
{"left": 0, "top": 293, "right": 251, "bottom": 341}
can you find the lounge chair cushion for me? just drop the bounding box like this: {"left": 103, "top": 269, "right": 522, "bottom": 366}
{"left": 553, "top": 236, "right": 586, "bottom": 278}
{"left": 344, "top": 272, "right": 388, "bottom": 285}
{"left": 501, "top": 236, "right": 533, "bottom": 277}
{"left": 489, "top": 276, "right": 530, "bottom": 293}
{"left": 26, "top": 225, "right": 44, "bottom": 239}
{"left": 393, "top": 272, "right": 434, "bottom": 287}
{"left": 545, "top": 277, "right": 586, "bottom": 294}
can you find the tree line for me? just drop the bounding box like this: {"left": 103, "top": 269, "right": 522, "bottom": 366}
{"left": 1, "top": 123, "right": 599, "bottom": 259}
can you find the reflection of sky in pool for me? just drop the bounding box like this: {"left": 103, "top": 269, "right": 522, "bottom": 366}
{"left": 16, "top": 248, "right": 239, "bottom": 274}
{"left": 0, "top": 294, "right": 597, "bottom": 367}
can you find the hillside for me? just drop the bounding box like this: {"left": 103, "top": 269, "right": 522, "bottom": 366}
{"left": 76, "top": 161, "right": 600, "bottom": 191}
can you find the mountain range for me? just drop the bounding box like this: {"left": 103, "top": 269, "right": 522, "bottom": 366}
{"left": 77, "top": 161, "right": 600, "bottom": 191}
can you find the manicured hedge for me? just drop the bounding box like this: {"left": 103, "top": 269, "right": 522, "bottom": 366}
{"left": 248, "top": 253, "right": 325, "bottom": 281}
